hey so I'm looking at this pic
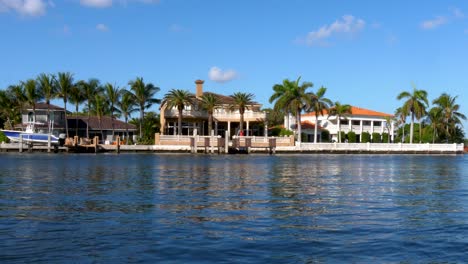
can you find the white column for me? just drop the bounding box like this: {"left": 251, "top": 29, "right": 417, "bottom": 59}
{"left": 391, "top": 121, "right": 395, "bottom": 142}
{"left": 349, "top": 120, "right": 352, "bottom": 131}
{"left": 371, "top": 120, "right": 374, "bottom": 138}
{"left": 246, "top": 121, "right": 250, "bottom": 136}
{"left": 359, "top": 120, "right": 363, "bottom": 142}
{"left": 227, "top": 121, "right": 231, "bottom": 137}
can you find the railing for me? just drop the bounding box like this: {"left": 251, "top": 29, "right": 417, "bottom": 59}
{"left": 299, "top": 142, "right": 463, "bottom": 152}
{"left": 163, "top": 109, "right": 266, "bottom": 120}
{"left": 232, "top": 136, "right": 294, "bottom": 147}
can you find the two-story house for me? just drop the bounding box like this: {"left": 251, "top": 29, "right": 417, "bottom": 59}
{"left": 287, "top": 106, "right": 394, "bottom": 142}
{"left": 160, "top": 80, "right": 267, "bottom": 137}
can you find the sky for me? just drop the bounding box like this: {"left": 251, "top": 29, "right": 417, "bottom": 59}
{"left": 1, "top": 0, "right": 467, "bottom": 133}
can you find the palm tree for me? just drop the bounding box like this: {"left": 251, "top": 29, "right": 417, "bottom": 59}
{"left": 396, "top": 86, "right": 429, "bottom": 144}
{"left": 230, "top": 92, "right": 254, "bottom": 135}
{"left": 104, "top": 83, "right": 122, "bottom": 139}
{"left": 395, "top": 107, "right": 408, "bottom": 143}
{"left": 384, "top": 116, "right": 393, "bottom": 143}
{"left": 432, "top": 93, "right": 467, "bottom": 143}
{"left": 68, "top": 84, "right": 85, "bottom": 136}
{"left": 270, "top": 80, "right": 295, "bottom": 131}
{"left": 164, "top": 89, "right": 193, "bottom": 135}
{"left": 128, "top": 77, "right": 161, "bottom": 138}
{"left": 23, "top": 79, "right": 43, "bottom": 123}
{"left": 308, "top": 86, "right": 332, "bottom": 143}
{"left": 328, "top": 102, "right": 352, "bottom": 143}
{"left": 37, "top": 73, "right": 56, "bottom": 125}
{"left": 0, "top": 89, "right": 19, "bottom": 129}
{"left": 6, "top": 85, "right": 26, "bottom": 128}
{"left": 119, "top": 90, "right": 138, "bottom": 144}
{"left": 90, "top": 94, "right": 107, "bottom": 141}
{"left": 200, "top": 93, "right": 220, "bottom": 135}
{"left": 55, "top": 72, "right": 75, "bottom": 137}
{"left": 78, "top": 78, "right": 102, "bottom": 138}
{"left": 426, "top": 107, "right": 444, "bottom": 143}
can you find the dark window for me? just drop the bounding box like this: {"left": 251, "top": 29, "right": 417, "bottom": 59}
{"left": 341, "top": 120, "right": 349, "bottom": 125}
{"left": 374, "top": 121, "right": 381, "bottom": 127}
{"left": 352, "top": 120, "right": 360, "bottom": 125}
{"left": 363, "top": 121, "right": 371, "bottom": 126}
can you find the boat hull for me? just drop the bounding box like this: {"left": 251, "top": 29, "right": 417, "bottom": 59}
{"left": 1, "top": 130, "right": 59, "bottom": 145}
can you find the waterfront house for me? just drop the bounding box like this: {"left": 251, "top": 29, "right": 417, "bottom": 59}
{"left": 21, "top": 103, "right": 136, "bottom": 142}
{"left": 160, "top": 80, "right": 267, "bottom": 137}
{"left": 287, "top": 106, "right": 394, "bottom": 142}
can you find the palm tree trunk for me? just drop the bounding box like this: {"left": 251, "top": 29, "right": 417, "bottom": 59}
{"left": 87, "top": 101, "right": 90, "bottom": 139}
{"left": 314, "top": 113, "right": 318, "bottom": 143}
{"left": 125, "top": 116, "right": 129, "bottom": 145}
{"left": 286, "top": 110, "right": 290, "bottom": 130}
{"left": 99, "top": 118, "right": 103, "bottom": 142}
{"left": 432, "top": 126, "right": 435, "bottom": 144}
{"left": 75, "top": 104, "right": 79, "bottom": 137}
{"left": 208, "top": 112, "right": 213, "bottom": 135}
{"left": 64, "top": 100, "right": 69, "bottom": 138}
{"left": 239, "top": 110, "right": 244, "bottom": 133}
{"left": 338, "top": 117, "right": 341, "bottom": 143}
{"left": 297, "top": 107, "right": 301, "bottom": 144}
{"left": 178, "top": 108, "right": 183, "bottom": 135}
{"left": 139, "top": 107, "right": 144, "bottom": 138}
{"left": 410, "top": 112, "right": 414, "bottom": 144}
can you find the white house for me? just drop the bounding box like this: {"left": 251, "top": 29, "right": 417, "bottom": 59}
{"left": 286, "top": 106, "right": 394, "bottom": 142}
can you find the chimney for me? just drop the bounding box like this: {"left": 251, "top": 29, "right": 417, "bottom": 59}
{"left": 195, "top": 79, "right": 204, "bottom": 98}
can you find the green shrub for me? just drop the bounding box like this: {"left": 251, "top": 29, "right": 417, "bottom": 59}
{"left": 269, "top": 127, "right": 282, "bottom": 136}
{"left": 372, "top": 132, "right": 381, "bottom": 143}
{"left": 321, "top": 130, "right": 330, "bottom": 142}
{"left": 0, "top": 131, "right": 9, "bottom": 143}
{"left": 338, "top": 131, "right": 346, "bottom": 142}
{"left": 279, "top": 128, "right": 294, "bottom": 137}
{"left": 361, "top": 132, "right": 371, "bottom": 143}
{"left": 382, "top": 133, "right": 389, "bottom": 143}
{"left": 347, "top": 131, "right": 357, "bottom": 143}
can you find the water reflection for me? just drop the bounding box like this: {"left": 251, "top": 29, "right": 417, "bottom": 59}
{"left": 0, "top": 153, "right": 467, "bottom": 263}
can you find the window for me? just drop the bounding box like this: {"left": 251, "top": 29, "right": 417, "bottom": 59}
{"left": 352, "top": 120, "right": 360, "bottom": 126}
{"left": 341, "top": 120, "right": 349, "bottom": 125}
{"left": 363, "top": 121, "right": 371, "bottom": 126}
{"left": 374, "top": 121, "right": 381, "bottom": 127}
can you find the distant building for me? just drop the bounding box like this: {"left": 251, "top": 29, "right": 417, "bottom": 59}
{"left": 21, "top": 103, "right": 136, "bottom": 142}
{"left": 160, "top": 80, "right": 267, "bottom": 137}
{"left": 286, "top": 106, "right": 394, "bottom": 142}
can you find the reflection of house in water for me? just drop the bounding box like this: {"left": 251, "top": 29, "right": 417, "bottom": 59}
{"left": 21, "top": 103, "right": 136, "bottom": 141}
{"left": 160, "top": 80, "right": 267, "bottom": 137}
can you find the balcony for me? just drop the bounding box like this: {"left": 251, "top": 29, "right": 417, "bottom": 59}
{"left": 164, "top": 108, "right": 266, "bottom": 122}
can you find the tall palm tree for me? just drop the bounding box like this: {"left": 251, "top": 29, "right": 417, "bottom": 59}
{"left": 396, "top": 86, "right": 429, "bottom": 144}
{"left": 308, "top": 86, "right": 332, "bottom": 143}
{"left": 328, "top": 102, "right": 352, "bottom": 143}
{"left": 200, "top": 93, "right": 220, "bottom": 135}
{"left": 426, "top": 107, "right": 444, "bottom": 143}
{"left": 164, "top": 89, "right": 192, "bottom": 135}
{"left": 78, "top": 78, "right": 102, "bottom": 138}
{"left": 104, "top": 83, "right": 122, "bottom": 139}
{"left": 395, "top": 107, "right": 408, "bottom": 143}
{"left": 128, "top": 77, "right": 161, "bottom": 138}
{"left": 119, "top": 90, "right": 138, "bottom": 144}
{"left": 432, "top": 93, "right": 467, "bottom": 143}
{"left": 68, "top": 84, "right": 85, "bottom": 136}
{"left": 55, "top": 72, "right": 75, "bottom": 137}
{"left": 90, "top": 94, "right": 107, "bottom": 141}
{"left": 23, "top": 79, "right": 43, "bottom": 123}
{"left": 270, "top": 79, "right": 295, "bottom": 131}
{"left": 230, "top": 92, "right": 254, "bottom": 135}
{"left": 37, "top": 73, "right": 56, "bottom": 125}
{"left": 384, "top": 116, "right": 393, "bottom": 143}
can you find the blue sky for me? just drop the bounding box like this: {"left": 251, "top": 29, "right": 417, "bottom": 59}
{"left": 1, "top": 0, "right": 467, "bottom": 132}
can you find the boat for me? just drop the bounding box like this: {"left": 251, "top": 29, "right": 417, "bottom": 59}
{"left": 1, "top": 122, "right": 63, "bottom": 145}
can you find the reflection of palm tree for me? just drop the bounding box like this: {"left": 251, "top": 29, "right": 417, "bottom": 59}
{"left": 308, "top": 86, "right": 332, "bottom": 143}
{"left": 397, "top": 86, "right": 428, "bottom": 144}
{"left": 329, "top": 102, "right": 352, "bottom": 143}
{"left": 230, "top": 92, "right": 254, "bottom": 135}
{"left": 55, "top": 72, "right": 75, "bottom": 137}
{"left": 432, "top": 93, "right": 467, "bottom": 143}
{"left": 128, "top": 77, "right": 160, "bottom": 138}
{"left": 200, "top": 93, "right": 220, "bottom": 135}
{"left": 164, "top": 89, "right": 192, "bottom": 135}
{"left": 119, "top": 91, "right": 137, "bottom": 144}
{"left": 37, "top": 73, "right": 56, "bottom": 126}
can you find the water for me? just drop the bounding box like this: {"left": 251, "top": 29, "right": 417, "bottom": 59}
{"left": 1, "top": 153, "right": 467, "bottom": 263}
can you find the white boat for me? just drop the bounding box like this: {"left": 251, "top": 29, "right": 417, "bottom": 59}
{"left": 1, "top": 122, "right": 63, "bottom": 145}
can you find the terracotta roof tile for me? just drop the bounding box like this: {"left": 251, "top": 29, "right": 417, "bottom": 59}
{"left": 304, "top": 106, "right": 393, "bottom": 118}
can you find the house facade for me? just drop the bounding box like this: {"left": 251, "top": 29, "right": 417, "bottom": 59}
{"left": 160, "top": 80, "right": 267, "bottom": 137}
{"left": 287, "top": 106, "right": 394, "bottom": 142}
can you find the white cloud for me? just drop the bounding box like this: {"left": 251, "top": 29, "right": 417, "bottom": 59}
{"left": 421, "top": 16, "right": 447, "bottom": 29}
{"left": 0, "top": 0, "right": 47, "bottom": 16}
{"left": 208, "top": 67, "right": 238, "bottom": 83}
{"left": 450, "top": 7, "right": 464, "bottom": 18}
{"left": 299, "top": 15, "right": 365, "bottom": 46}
{"left": 96, "top": 23, "right": 109, "bottom": 31}
{"left": 80, "top": 0, "right": 112, "bottom": 8}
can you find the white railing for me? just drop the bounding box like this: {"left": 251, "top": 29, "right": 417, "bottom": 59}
{"left": 299, "top": 142, "right": 463, "bottom": 152}
{"left": 164, "top": 109, "right": 266, "bottom": 120}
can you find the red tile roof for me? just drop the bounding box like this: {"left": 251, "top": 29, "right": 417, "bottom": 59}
{"left": 304, "top": 106, "right": 393, "bottom": 118}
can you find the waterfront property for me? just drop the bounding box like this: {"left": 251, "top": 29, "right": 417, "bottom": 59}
{"left": 160, "top": 80, "right": 267, "bottom": 137}
{"left": 287, "top": 106, "right": 394, "bottom": 142}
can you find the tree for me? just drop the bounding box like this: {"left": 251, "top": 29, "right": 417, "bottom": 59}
{"left": 90, "top": 93, "right": 107, "bottom": 141}
{"left": 104, "top": 83, "right": 122, "bottom": 139}
{"left": 308, "top": 86, "right": 332, "bottom": 143}
{"left": 55, "top": 72, "right": 75, "bottom": 137}
{"left": 128, "top": 77, "right": 160, "bottom": 138}
{"left": 328, "top": 102, "right": 352, "bottom": 143}
{"left": 164, "top": 89, "right": 192, "bottom": 135}
{"left": 23, "top": 79, "right": 43, "bottom": 123}
{"left": 37, "top": 73, "right": 56, "bottom": 126}
{"left": 270, "top": 79, "right": 295, "bottom": 131}
{"left": 200, "top": 93, "right": 220, "bottom": 135}
{"left": 395, "top": 107, "right": 408, "bottom": 143}
{"left": 432, "top": 93, "right": 467, "bottom": 143}
{"left": 119, "top": 90, "right": 138, "bottom": 144}
{"left": 426, "top": 107, "right": 444, "bottom": 143}
{"left": 397, "top": 86, "right": 429, "bottom": 144}
{"left": 69, "top": 84, "right": 85, "bottom": 136}
{"left": 78, "top": 78, "right": 102, "bottom": 138}
{"left": 230, "top": 92, "right": 254, "bottom": 135}
{"left": 0, "top": 89, "right": 19, "bottom": 129}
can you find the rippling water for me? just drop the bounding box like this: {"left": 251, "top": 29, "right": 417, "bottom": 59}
{"left": 1, "top": 153, "right": 467, "bottom": 263}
